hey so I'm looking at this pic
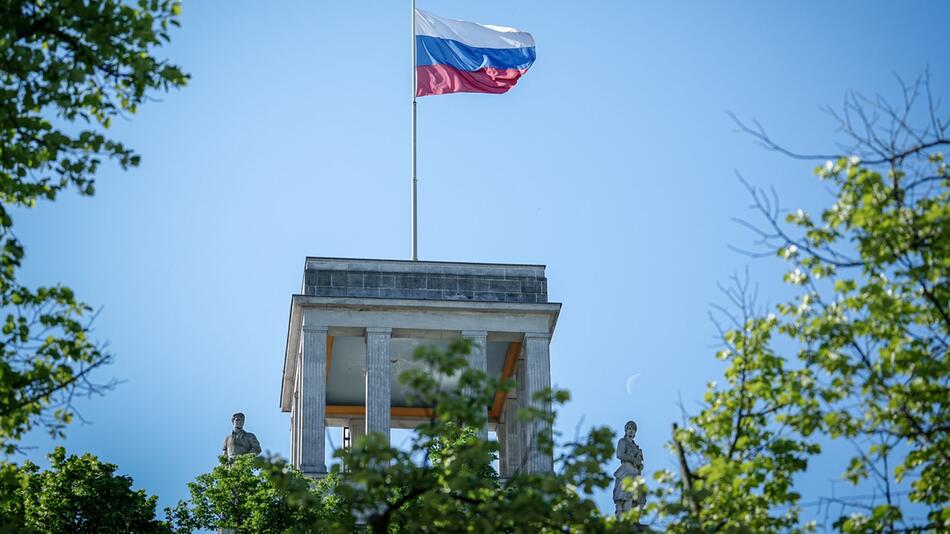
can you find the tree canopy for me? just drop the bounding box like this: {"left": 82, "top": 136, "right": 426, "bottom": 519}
{"left": 165, "top": 454, "right": 340, "bottom": 534}
{"left": 643, "top": 75, "right": 949, "bottom": 532}
{"left": 0, "top": 446, "right": 169, "bottom": 533}
{"left": 0, "top": 0, "right": 187, "bottom": 452}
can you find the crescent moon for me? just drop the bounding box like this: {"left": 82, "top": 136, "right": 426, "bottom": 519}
{"left": 625, "top": 373, "right": 641, "bottom": 396}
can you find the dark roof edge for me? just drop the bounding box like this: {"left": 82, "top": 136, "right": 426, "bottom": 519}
{"left": 304, "top": 256, "right": 546, "bottom": 269}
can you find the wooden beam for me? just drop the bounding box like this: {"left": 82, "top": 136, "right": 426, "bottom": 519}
{"left": 489, "top": 341, "right": 522, "bottom": 420}
{"left": 326, "top": 405, "right": 435, "bottom": 418}
{"left": 326, "top": 405, "right": 363, "bottom": 417}
{"left": 325, "top": 335, "right": 334, "bottom": 383}
{"left": 393, "top": 407, "right": 435, "bottom": 418}
{"left": 327, "top": 340, "right": 525, "bottom": 423}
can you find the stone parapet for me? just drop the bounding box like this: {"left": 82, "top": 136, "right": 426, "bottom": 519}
{"left": 302, "top": 257, "right": 548, "bottom": 304}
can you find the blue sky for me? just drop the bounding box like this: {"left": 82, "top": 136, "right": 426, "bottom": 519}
{"left": 14, "top": 0, "right": 949, "bottom": 524}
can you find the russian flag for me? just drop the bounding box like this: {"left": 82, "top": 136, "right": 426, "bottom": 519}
{"left": 414, "top": 9, "right": 536, "bottom": 97}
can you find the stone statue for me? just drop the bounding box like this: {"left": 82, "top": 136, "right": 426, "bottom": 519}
{"left": 222, "top": 412, "right": 262, "bottom": 460}
{"left": 613, "top": 420, "right": 645, "bottom": 518}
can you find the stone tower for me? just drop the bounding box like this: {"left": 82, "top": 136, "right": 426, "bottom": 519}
{"left": 280, "top": 257, "right": 560, "bottom": 476}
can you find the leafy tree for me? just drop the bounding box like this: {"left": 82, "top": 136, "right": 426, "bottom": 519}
{"left": 645, "top": 75, "right": 949, "bottom": 532}
{"left": 0, "top": 446, "right": 169, "bottom": 533}
{"left": 643, "top": 274, "right": 823, "bottom": 533}
{"left": 166, "top": 454, "right": 342, "bottom": 534}
{"left": 0, "top": 0, "right": 187, "bottom": 452}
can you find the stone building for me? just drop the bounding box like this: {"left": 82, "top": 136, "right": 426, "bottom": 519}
{"left": 279, "top": 257, "right": 560, "bottom": 476}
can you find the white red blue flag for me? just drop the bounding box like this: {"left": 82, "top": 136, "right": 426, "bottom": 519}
{"left": 414, "top": 9, "right": 536, "bottom": 97}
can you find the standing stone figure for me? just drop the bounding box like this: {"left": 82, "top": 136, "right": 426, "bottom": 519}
{"left": 613, "top": 420, "right": 645, "bottom": 518}
{"left": 222, "top": 412, "right": 262, "bottom": 460}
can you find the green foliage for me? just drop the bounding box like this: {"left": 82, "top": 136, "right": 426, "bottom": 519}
{"left": 319, "top": 338, "right": 621, "bottom": 533}
{"left": 166, "top": 454, "right": 340, "bottom": 533}
{"left": 180, "top": 339, "right": 632, "bottom": 533}
{"left": 0, "top": 0, "right": 187, "bottom": 452}
{"left": 780, "top": 151, "right": 949, "bottom": 531}
{"left": 650, "top": 81, "right": 949, "bottom": 532}
{"left": 645, "top": 292, "right": 822, "bottom": 533}
{"left": 0, "top": 446, "right": 168, "bottom": 533}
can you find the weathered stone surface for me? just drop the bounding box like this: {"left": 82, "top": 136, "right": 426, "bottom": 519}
{"left": 366, "top": 327, "right": 392, "bottom": 445}
{"left": 522, "top": 333, "right": 553, "bottom": 473}
{"left": 284, "top": 257, "right": 561, "bottom": 481}
{"left": 302, "top": 258, "right": 548, "bottom": 304}
{"left": 502, "top": 392, "right": 522, "bottom": 477}
{"left": 299, "top": 325, "right": 327, "bottom": 474}
{"left": 462, "top": 330, "right": 489, "bottom": 441}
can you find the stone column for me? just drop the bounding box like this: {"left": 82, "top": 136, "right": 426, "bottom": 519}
{"left": 365, "top": 327, "right": 392, "bottom": 444}
{"left": 349, "top": 417, "right": 366, "bottom": 443}
{"left": 293, "top": 355, "right": 303, "bottom": 468}
{"left": 495, "top": 424, "right": 506, "bottom": 474}
{"left": 462, "top": 330, "right": 489, "bottom": 441}
{"left": 522, "top": 333, "right": 553, "bottom": 473}
{"left": 501, "top": 389, "right": 522, "bottom": 476}
{"left": 299, "top": 324, "right": 328, "bottom": 474}
{"left": 516, "top": 358, "right": 529, "bottom": 467}
{"left": 290, "top": 398, "right": 296, "bottom": 466}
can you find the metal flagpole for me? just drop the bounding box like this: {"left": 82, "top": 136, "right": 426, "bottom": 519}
{"left": 410, "top": 0, "right": 418, "bottom": 261}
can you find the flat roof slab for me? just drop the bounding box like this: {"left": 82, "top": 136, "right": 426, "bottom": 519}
{"left": 303, "top": 257, "right": 547, "bottom": 304}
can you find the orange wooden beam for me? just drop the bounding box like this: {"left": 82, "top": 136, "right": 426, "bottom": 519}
{"left": 327, "top": 340, "right": 524, "bottom": 423}
{"left": 393, "top": 407, "right": 435, "bottom": 418}
{"left": 325, "top": 405, "right": 435, "bottom": 418}
{"left": 489, "top": 341, "right": 522, "bottom": 420}
{"left": 326, "top": 405, "right": 363, "bottom": 417}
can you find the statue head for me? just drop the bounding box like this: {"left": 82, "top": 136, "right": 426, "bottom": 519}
{"left": 231, "top": 412, "right": 245, "bottom": 431}
{"left": 624, "top": 420, "right": 637, "bottom": 439}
